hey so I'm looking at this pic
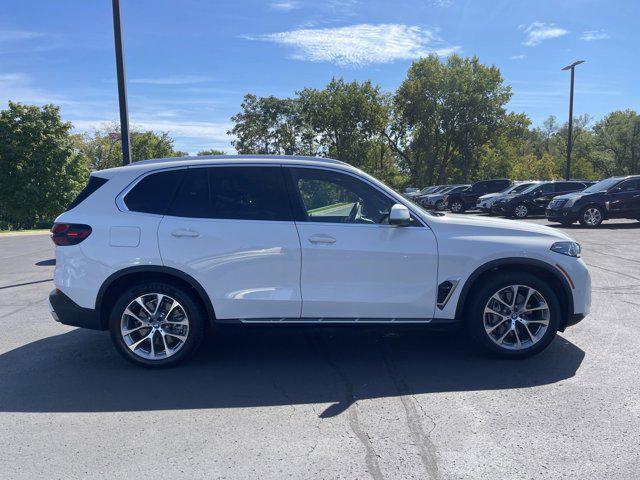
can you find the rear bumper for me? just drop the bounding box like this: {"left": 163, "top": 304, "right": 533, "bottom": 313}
{"left": 48, "top": 288, "right": 103, "bottom": 330}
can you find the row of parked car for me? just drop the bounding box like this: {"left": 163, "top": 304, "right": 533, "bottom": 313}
{"left": 404, "top": 175, "right": 640, "bottom": 228}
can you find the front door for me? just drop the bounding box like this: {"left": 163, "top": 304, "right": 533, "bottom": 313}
{"left": 286, "top": 167, "right": 439, "bottom": 320}
{"left": 158, "top": 165, "right": 302, "bottom": 320}
{"left": 607, "top": 178, "right": 640, "bottom": 216}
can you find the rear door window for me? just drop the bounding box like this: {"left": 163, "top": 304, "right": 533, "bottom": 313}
{"left": 168, "top": 166, "right": 292, "bottom": 221}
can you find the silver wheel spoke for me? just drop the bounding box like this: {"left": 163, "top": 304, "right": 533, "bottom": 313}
{"left": 164, "top": 332, "right": 187, "bottom": 343}
{"left": 128, "top": 332, "right": 152, "bottom": 352}
{"left": 121, "top": 293, "right": 189, "bottom": 361}
{"left": 485, "top": 317, "right": 508, "bottom": 334}
{"left": 483, "top": 284, "right": 550, "bottom": 351}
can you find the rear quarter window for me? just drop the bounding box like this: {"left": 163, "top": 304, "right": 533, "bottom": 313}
{"left": 124, "top": 169, "right": 185, "bottom": 214}
{"left": 66, "top": 176, "right": 108, "bottom": 211}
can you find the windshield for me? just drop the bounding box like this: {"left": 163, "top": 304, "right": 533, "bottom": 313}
{"left": 519, "top": 183, "right": 544, "bottom": 195}
{"left": 511, "top": 182, "right": 536, "bottom": 194}
{"left": 419, "top": 186, "right": 435, "bottom": 194}
{"left": 437, "top": 185, "right": 456, "bottom": 194}
{"left": 581, "top": 178, "right": 621, "bottom": 193}
{"left": 450, "top": 185, "right": 468, "bottom": 193}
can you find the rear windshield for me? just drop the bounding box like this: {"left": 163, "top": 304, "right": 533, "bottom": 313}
{"left": 66, "top": 175, "right": 109, "bottom": 211}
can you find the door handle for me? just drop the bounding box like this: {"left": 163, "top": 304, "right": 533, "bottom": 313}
{"left": 171, "top": 229, "right": 200, "bottom": 238}
{"left": 309, "top": 234, "right": 336, "bottom": 244}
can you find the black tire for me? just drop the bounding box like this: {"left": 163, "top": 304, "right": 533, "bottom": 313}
{"left": 513, "top": 203, "right": 529, "bottom": 219}
{"left": 578, "top": 205, "right": 604, "bottom": 228}
{"left": 559, "top": 221, "right": 573, "bottom": 226}
{"left": 450, "top": 199, "right": 465, "bottom": 213}
{"left": 435, "top": 200, "right": 445, "bottom": 211}
{"left": 109, "top": 281, "right": 206, "bottom": 368}
{"left": 466, "top": 272, "right": 560, "bottom": 358}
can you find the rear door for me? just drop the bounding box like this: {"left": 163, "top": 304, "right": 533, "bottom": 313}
{"left": 158, "top": 165, "right": 302, "bottom": 320}
{"left": 286, "top": 166, "right": 438, "bottom": 320}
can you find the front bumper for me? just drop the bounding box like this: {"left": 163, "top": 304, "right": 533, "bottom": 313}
{"left": 48, "top": 288, "right": 103, "bottom": 330}
{"left": 546, "top": 207, "right": 579, "bottom": 223}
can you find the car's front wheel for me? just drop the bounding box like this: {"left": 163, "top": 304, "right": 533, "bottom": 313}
{"left": 466, "top": 272, "right": 560, "bottom": 358}
{"left": 513, "top": 203, "right": 529, "bottom": 219}
{"left": 579, "top": 206, "right": 604, "bottom": 228}
{"left": 450, "top": 200, "right": 465, "bottom": 213}
{"left": 109, "top": 282, "right": 206, "bottom": 368}
{"left": 435, "top": 200, "right": 445, "bottom": 211}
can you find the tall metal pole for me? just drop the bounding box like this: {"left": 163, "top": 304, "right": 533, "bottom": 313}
{"left": 565, "top": 67, "right": 575, "bottom": 180}
{"left": 562, "top": 60, "right": 584, "bottom": 180}
{"left": 112, "top": 0, "right": 132, "bottom": 165}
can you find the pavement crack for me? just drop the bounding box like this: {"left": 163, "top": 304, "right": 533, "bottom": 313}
{"left": 308, "top": 333, "right": 385, "bottom": 480}
{"left": 381, "top": 337, "right": 441, "bottom": 480}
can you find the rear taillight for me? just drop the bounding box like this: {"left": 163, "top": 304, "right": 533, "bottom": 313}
{"left": 51, "top": 223, "right": 92, "bottom": 246}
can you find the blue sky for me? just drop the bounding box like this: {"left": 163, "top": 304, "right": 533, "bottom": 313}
{"left": 1, "top": 0, "right": 638, "bottom": 154}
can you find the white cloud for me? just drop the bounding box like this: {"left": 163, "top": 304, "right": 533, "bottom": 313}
{"left": 72, "top": 119, "right": 232, "bottom": 142}
{"left": 581, "top": 30, "right": 609, "bottom": 41}
{"left": 521, "top": 22, "right": 568, "bottom": 47}
{"left": 270, "top": 1, "right": 300, "bottom": 11}
{"left": 245, "top": 24, "right": 460, "bottom": 66}
{"left": 129, "top": 75, "right": 215, "bottom": 85}
{"left": 0, "top": 29, "right": 43, "bottom": 42}
{"left": 511, "top": 54, "right": 526, "bottom": 60}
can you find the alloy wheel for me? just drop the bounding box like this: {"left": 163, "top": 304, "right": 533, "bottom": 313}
{"left": 451, "top": 201, "right": 463, "bottom": 213}
{"left": 120, "top": 293, "right": 190, "bottom": 360}
{"left": 483, "top": 285, "right": 550, "bottom": 350}
{"left": 583, "top": 207, "right": 602, "bottom": 226}
{"left": 514, "top": 204, "right": 528, "bottom": 218}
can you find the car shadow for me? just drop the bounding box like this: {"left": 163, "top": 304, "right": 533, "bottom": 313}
{"left": 35, "top": 258, "right": 56, "bottom": 266}
{"left": 0, "top": 326, "right": 585, "bottom": 417}
{"left": 550, "top": 221, "right": 640, "bottom": 230}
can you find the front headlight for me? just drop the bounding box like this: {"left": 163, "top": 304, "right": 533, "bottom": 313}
{"left": 551, "top": 241, "right": 581, "bottom": 257}
{"left": 564, "top": 197, "right": 577, "bottom": 208}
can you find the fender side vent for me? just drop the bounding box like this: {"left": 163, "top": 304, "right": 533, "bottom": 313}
{"left": 437, "top": 280, "right": 459, "bottom": 310}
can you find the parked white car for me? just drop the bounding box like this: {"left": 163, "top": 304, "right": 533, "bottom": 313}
{"left": 49, "top": 155, "right": 590, "bottom": 367}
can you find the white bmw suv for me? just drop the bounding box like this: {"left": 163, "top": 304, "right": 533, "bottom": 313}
{"left": 48, "top": 155, "right": 590, "bottom": 367}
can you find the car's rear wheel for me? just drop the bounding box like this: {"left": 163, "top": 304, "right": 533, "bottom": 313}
{"left": 450, "top": 200, "right": 465, "bottom": 213}
{"left": 579, "top": 206, "right": 604, "bottom": 227}
{"left": 513, "top": 203, "right": 529, "bottom": 219}
{"left": 109, "top": 282, "right": 205, "bottom": 368}
{"left": 466, "top": 272, "right": 560, "bottom": 358}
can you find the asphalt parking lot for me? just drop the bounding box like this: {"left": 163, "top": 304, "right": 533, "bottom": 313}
{"left": 1, "top": 216, "right": 639, "bottom": 480}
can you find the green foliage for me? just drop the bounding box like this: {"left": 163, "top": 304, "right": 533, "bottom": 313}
{"left": 0, "top": 102, "right": 89, "bottom": 229}
{"left": 197, "top": 149, "right": 226, "bottom": 156}
{"left": 78, "top": 123, "right": 187, "bottom": 170}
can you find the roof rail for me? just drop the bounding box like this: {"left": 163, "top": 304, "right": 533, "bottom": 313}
{"left": 129, "top": 154, "right": 349, "bottom": 167}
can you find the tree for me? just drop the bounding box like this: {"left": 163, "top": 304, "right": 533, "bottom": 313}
{"left": 0, "top": 102, "right": 89, "bottom": 229}
{"left": 229, "top": 94, "right": 314, "bottom": 155}
{"left": 388, "top": 54, "right": 513, "bottom": 185}
{"left": 78, "top": 123, "right": 187, "bottom": 170}
{"left": 197, "top": 149, "right": 226, "bottom": 156}
{"left": 592, "top": 110, "right": 640, "bottom": 175}
{"left": 297, "top": 78, "right": 389, "bottom": 170}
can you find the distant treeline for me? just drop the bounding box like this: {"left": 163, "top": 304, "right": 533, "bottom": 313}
{"left": 1, "top": 54, "right": 638, "bottom": 229}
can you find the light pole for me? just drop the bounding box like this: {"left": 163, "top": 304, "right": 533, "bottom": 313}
{"left": 112, "top": 0, "right": 131, "bottom": 165}
{"left": 561, "top": 60, "right": 585, "bottom": 180}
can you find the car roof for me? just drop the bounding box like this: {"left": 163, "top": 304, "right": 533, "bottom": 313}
{"left": 96, "top": 154, "right": 350, "bottom": 177}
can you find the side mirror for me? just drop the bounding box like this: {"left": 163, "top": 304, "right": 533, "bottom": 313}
{"left": 389, "top": 204, "right": 411, "bottom": 226}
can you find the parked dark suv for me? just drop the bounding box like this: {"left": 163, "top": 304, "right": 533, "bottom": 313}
{"left": 444, "top": 179, "right": 511, "bottom": 213}
{"left": 499, "top": 181, "right": 588, "bottom": 219}
{"left": 546, "top": 176, "right": 640, "bottom": 227}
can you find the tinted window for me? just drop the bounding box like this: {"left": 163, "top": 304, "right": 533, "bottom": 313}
{"left": 538, "top": 184, "right": 554, "bottom": 194}
{"left": 616, "top": 179, "right": 640, "bottom": 192}
{"left": 124, "top": 170, "right": 184, "bottom": 214}
{"left": 169, "top": 169, "right": 209, "bottom": 218}
{"left": 169, "top": 166, "right": 292, "bottom": 221}
{"left": 556, "top": 182, "right": 584, "bottom": 192}
{"left": 66, "top": 175, "right": 108, "bottom": 211}
{"left": 472, "top": 181, "right": 488, "bottom": 193}
{"left": 290, "top": 168, "right": 394, "bottom": 224}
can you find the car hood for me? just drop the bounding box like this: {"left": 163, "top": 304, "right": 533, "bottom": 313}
{"left": 428, "top": 213, "right": 574, "bottom": 242}
{"left": 478, "top": 192, "right": 500, "bottom": 201}
{"left": 553, "top": 191, "right": 595, "bottom": 201}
